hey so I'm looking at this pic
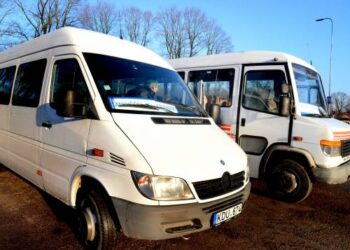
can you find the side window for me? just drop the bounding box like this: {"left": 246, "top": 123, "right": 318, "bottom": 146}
{"left": 243, "top": 70, "right": 286, "bottom": 114}
{"left": 188, "top": 68, "right": 234, "bottom": 107}
{"left": 0, "top": 66, "right": 16, "bottom": 105}
{"left": 12, "top": 59, "right": 46, "bottom": 107}
{"left": 50, "top": 59, "right": 89, "bottom": 109}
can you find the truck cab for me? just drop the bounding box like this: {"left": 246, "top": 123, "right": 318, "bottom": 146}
{"left": 170, "top": 51, "right": 350, "bottom": 203}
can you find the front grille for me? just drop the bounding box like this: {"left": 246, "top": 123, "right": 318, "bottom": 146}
{"left": 202, "top": 194, "right": 244, "bottom": 214}
{"left": 193, "top": 171, "right": 245, "bottom": 200}
{"left": 341, "top": 139, "right": 350, "bottom": 157}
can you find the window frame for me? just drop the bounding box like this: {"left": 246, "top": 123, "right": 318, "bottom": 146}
{"left": 0, "top": 65, "right": 16, "bottom": 105}
{"left": 49, "top": 57, "right": 91, "bottom": 110}
{"left": 12, "top": 59, "right": 47, "bottom": 108}
{"left": 187, "top": 67, "right": 235, "bottom": 108}
{"left": 242, "top": 69, "right": 288, "bottom": 116}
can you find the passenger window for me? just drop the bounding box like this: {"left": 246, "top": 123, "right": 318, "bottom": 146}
{"left": 243, "top": 70, "right": 286, "bottom": 114}
{"left": 12, "top": 59, "right": 46, "bottom": 107}
{"left": 188, "top": 69, "right": 234, "bottom": 107}
{"left": 50, "top": 59, "right": 89, "bottom": 110}
{"left": 0, "top": 66, "right": 16, "bottom": 105}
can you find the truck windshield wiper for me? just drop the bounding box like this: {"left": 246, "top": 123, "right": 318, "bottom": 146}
{"left": 302, "top": 113, "right": 323, "bottom": 118}
{"left": 175, "top": 104, "right": 207, "bottom": 117}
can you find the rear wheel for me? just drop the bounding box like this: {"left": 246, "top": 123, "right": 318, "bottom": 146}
{"left": 77, "top": 188, "right": 118, "bottom": 250}
{"left": 266, "top": 159, "right": 312, "bottom": 203}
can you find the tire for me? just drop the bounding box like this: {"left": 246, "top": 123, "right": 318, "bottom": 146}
{"left": 77, "top": 188, "right": 118, "bottom": 250}
{"left": 266, "top": 159, "right": 312, "bottom": 203}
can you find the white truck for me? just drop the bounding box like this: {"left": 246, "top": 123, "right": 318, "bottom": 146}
{"left": 170, "top": 51, "right": 350, "bottom": 203}
{"left": 0, "top": 28, "right": 250, "bottom": 249}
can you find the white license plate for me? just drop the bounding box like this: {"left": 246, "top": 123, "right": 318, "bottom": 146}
{"left": 212, "top": 203, "right": 242, "bottom": 226}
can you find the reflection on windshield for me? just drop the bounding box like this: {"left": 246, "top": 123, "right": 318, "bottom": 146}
{"left": 293, "top": 64, "right": 328, "bottom": 117}
{"left": 84, "top": 53, "right": 206, "bottom": 117}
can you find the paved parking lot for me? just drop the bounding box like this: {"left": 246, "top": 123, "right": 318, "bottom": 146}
{"left": 0, "top": 164, "right": 349, "bottom": 249}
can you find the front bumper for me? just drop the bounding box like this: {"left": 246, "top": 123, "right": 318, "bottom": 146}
{"left": 112, "top": 182, "right": 251, "bottom": 240}
{"left": 313, "top": 160, "right": 350, "bottom": 184}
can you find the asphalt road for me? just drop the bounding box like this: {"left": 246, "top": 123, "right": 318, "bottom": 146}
{"left": 0, "top": 164, "right": 349, "bottom": 250}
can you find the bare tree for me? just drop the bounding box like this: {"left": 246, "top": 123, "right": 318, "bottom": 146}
{"left": 156, "top": 7, "right": 233, "bottom": 58}
{"left": 204, "top": 19, "right": 233, "bottom": 55}
{"left": 183, "top": 7, "right": 206, "bottom": 57}
{"left": 3, "top": 0, "right": 80, "bottom": 42}
{"left": 78, "top": 2, "right": 117, "bottom": 34}
{"left": 120, "top": 7, "right": 154, "bottom": 47}
{"left": 0, "top": 0, "right": 11, "bottom": 26}
{"left": 0, "top": 0, "right": 13, "bottom": 48}
{"left": 332, "top": 92, "right": 349, "bottom": 115}
{"left": 156, "top": 7, "right": 187, "bottom": 59}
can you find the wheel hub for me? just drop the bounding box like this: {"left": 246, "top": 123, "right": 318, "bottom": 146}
{"left": 82, "top": 207, "right": 97, "bottom": 241}
{"left": 280, "top": 171, "right": 298, "bottom": 193}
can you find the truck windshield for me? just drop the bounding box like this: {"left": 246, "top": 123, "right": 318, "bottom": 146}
{"left": 84, "top": 53, "right": 206, "bottom": 117}
{"left": 293, "top": 64, "right": 328, "bottom": 117}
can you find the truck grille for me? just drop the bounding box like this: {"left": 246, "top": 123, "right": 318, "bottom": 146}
{"left": 193, "top": 171, "right": 245, "bottom": 200}
{"left": 341, "top": 139, "right": 350, "bottom": 157}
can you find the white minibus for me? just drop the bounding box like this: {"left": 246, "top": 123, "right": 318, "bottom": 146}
{"left": 0, "top": 28, "right": 250, "bottom": 249}
{"left": 170, "top": 51, "right": 350, "bottom": 203}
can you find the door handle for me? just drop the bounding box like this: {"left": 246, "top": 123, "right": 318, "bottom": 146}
{"left": 241, "top": 118, "right": 246, "bottom": 127}
{"left": 42, "top": 122, "right": 52, "bottom": 129}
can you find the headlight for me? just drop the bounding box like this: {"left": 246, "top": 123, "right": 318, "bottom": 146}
{"left": 320, "top": 140, "right": 341, "bottom": 157}
{"left": 131, "top": 171, "right": 194, "bottom": 200}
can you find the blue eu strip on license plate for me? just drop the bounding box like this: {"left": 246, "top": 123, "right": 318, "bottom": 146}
{"left": 212, "top": 203, "right": 243, "bottom": 226}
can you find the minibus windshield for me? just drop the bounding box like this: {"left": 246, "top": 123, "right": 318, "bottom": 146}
{"left": 84, "top": 53, "right": 206, "bottom": 117}
{"left": 293, "top": 64, "right": 328, "bottom": 117}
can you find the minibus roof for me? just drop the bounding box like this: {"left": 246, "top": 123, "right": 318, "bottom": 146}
{"left": 0, "top": 27, "right": 172, "bottom": 70}
{"left": 169, "top": 51, "right": 317, "bottom": 72}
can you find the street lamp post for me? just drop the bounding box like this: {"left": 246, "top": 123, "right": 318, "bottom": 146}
{"left": 316, "top": 17, "right": 333, "bottom": 113}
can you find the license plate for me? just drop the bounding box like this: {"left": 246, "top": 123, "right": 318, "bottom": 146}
{"left": 212, "top": 203, "right": 242, "bottom": 226}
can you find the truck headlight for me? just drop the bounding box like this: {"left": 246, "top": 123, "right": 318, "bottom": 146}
{"left": 320, "top": 140, "right": 341, "bottom": 157}
{"left": 131, "top": 171, "right": 194, "bottom": 200}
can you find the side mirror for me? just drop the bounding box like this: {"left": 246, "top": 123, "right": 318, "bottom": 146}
{"left": 281, "top": 83, "right": 289, "bottom": 94}
{"left": 56, "top": 89, "right": 88, "bottom": 118}
{"left": 280, "top": 96, "right": 290, "bottom": 116}
{"left": 280, "top": 83, "right": 290, "bottom": 117}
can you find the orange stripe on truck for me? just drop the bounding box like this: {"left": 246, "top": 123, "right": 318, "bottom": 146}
{"left": 333, "top": 131, "right": 350, "bottom": 140}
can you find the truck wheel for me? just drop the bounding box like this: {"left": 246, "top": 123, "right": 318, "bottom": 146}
{"left": 266, "top": 159, "right": 312, "bottom": 203}
{"left": 77, "top": 188, "right": 118, "bottom": 250}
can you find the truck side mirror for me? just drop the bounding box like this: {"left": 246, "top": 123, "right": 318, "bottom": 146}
{"left": 56, "top": 89, "right": 88, "bottom": 118}
{"left": 281, "top": 83, "right": 289, "bottom": 94}
{"left": 280, "top": 96, "right": 290, "bottom": 116}
{"left": 280, "top": 83, "right": 290, "bottom": 117}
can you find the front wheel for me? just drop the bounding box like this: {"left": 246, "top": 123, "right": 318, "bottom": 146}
{"left": 266, "top": 159, "right": 312, "bottom": 203}
{"left": 77, "top": 188, "right": 118, "bottom": 250}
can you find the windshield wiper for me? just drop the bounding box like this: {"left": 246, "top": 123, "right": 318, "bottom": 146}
{"left": 117, "top": 104, "right": 175, "bottom": 113}
{"left": 318, "top": 107, "right": 329, "bottom": 118}
{"left": 175, "top": 103, "right": 207, "bottom": 117}
{"left": 302, "top": 113, "right": 323, "bottom": 118}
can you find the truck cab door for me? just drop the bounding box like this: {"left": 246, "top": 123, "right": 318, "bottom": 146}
{"left": 238, "top": 64, "right": 291, "bottom": 178}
